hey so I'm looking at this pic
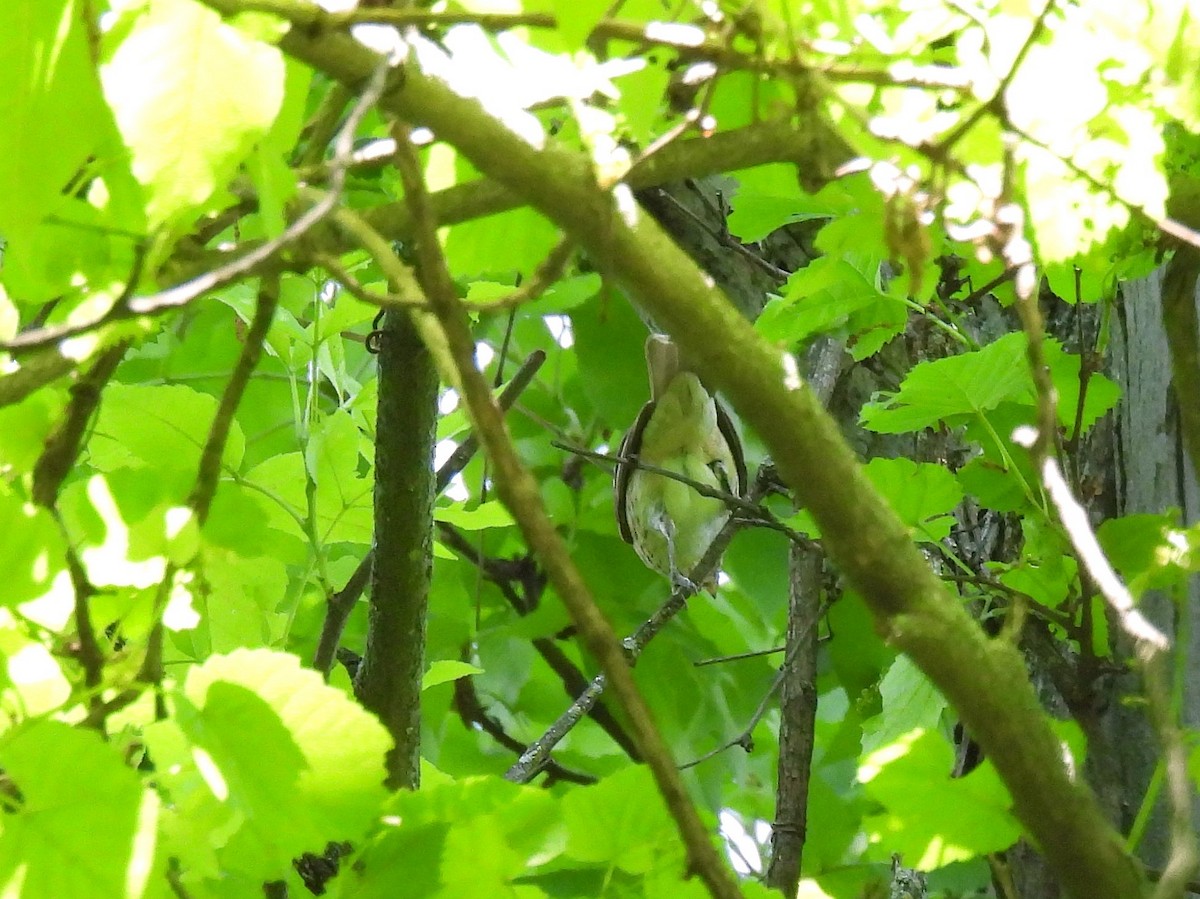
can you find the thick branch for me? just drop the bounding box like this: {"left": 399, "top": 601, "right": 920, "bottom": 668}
{"left": 188, "top": 7, "right": 1148, "bottom": 895}
{"left": 312, "top": 348, "right": 546, "bottom": 678}
{"left": 355, "top": 308, "right": 439, "bottom": 790}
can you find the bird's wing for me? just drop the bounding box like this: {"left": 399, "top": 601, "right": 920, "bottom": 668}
{"left": 614, "top": 398, "right": 657, "bottom": 544}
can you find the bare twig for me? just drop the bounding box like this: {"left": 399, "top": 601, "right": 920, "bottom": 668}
{"left": 32, "top": 343, "right": 129, "bottom": 506}
{"left": 505, "top": 469, "right": 773, "bottom": 782}
{"left": 452, "top": 668, "right": 597, "bottom": 785}
{"left": 554, "top": 439, "right": 814, "bottom": 547}
{"left": 640, "top": 186, "right": 790, "bottom": 282}
{"left": 467, "top": 238, "right": 576, "bottom": 311}
{"left": 189, "top": 276, "right": 280, "bottom": 523}
{"left": 693, "top": 646, "right": 786, "bottom": 667}
{"left": 3, "top": 56, "right": 394, "bottom": 353}
{"left": 684, "top": 621, "right": 824, "bottom": 772}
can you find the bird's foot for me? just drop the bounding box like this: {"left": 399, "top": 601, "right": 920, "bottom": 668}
{"left": 669, "top": 569, "right": 700, "bottom": 595}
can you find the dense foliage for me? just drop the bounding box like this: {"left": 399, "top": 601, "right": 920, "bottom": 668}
{"left": 1, "top": 1, "right": 1199, "bottom": 898}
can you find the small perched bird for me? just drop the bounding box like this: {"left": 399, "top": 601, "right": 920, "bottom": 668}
{"left": 614, "top": 334, "right": 746, "bottom": 589}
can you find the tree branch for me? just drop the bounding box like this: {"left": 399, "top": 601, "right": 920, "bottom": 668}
{"left": 189, "top": 7, "right": 1148, "bottom": 895}
{"left": 3, "top": 55, "right": 391, "bottom": 354}
{"left": 356, "top": 306, "right": 439, "bottom": 791}
{"left": 389, "top": 122, "right": 744, "bottom": 899}
{"left": 311, "top": 348, "right": 546, "bottom": 678}
{"left": 189, "top": 276, "right": 280, "bottom": 523}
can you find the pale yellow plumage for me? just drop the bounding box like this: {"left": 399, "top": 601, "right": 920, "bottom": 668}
{"left": 615, "top": 335, "right": 745, "bottom": 587}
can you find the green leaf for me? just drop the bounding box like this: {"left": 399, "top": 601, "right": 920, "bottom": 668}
{"left": 423, "top": 659, "right": 484, "bottom": 689}
{"left": 0, "top": 1, "right": 110, "bottom": 237}
{"left": 860, "top": 729, "right": 1020, "bottom": 867}
{"left": 147, "top": 649, "right": 390, "bottom": 884}
{"left": 305, "top": 409, "right": 374, "bottom": 544}
{"left": 69, "top": 474, "right": 199, "bottom": 588}
{"left": 571, "top": 289, "right": 650, "bottom": 428}
{"left": 0, "top": 486, "right": 67, "bottom": 611}
{"left": 861, "top": 656, "right": 946, "bottom": 756}
{"left": 0, "top": 720, "right": 158, "bottom": 899}
{"left": 356, "top": 774, "right": 563, "bottom": 896}
{"left": 101, "top": 0, "right": 285, "bottom": 227}
{"left": 563, "top": 766, "right": 682, "bottom": 873}
{"left": 998, "top": 548, "right": 1076, "bottom": 609}
{"left": 89, "top": 383, "right": 246, "bottom": 493}
{"left": 861, "top": 332, "right": 1031, "bottom": 433}
{"left": 863, "top": 457, "right": 964, "bottom": 543}
{"left": 1098, "top": 512, "right": 1195, "bottom": 596}
{"left": 201, "top": 546, "right": 290, "bottom": 650}
{"left": 1045, "top": 340, "right": 1120, "bottom": 435}
{"left": 757, "top": 257, "right": 905, "bottom": 357}
{"left": 727, "top": 196, "right": 833, "bottom": 244}
{"left": 0, "top": 610, "right": 72, "bottom": 716}
{"left": 553, "top": 0, "right": 610, "bottom": 49}
{"left": 436, "top": 499, "right": 514, "bottom": 531}
{"left": 444, "top": 206, "right": 561, "bottom": 280}
{"left": 464, "top": 273, "right": 600, "bottom": 314}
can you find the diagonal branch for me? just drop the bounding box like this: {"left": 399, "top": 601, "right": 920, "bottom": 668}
{"left": 389, "top": 121, "right": 745, "bottom": 899}
{"left": 189, "top": 277, "right": 281, "bottom": 523}
{"left": 505, "top": 469, "right": 772, "bottom": 783}
{"left": 190, "top": 5, "right": 1150, "bottom": 895}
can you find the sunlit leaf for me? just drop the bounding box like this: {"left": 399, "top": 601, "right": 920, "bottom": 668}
{"left": 0, "top": 720, "right": 158, "bottom": 899}
{"left": 101, "top": 0, "right": 284, "bottom": 227}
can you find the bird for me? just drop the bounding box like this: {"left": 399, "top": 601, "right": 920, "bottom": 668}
{"left": 614, "top": 334, "right": 746, "bottom": 590}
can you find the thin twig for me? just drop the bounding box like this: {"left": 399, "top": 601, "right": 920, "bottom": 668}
{"left": 642, "top": 186, "right": 790, "bottom": 282}
{"left": 554, "top": 439, "right": 814, "bottom": 546}
{"left": 937, "top": 0, "right": 1056, "bottom": 153}
{"left": 958, "top": 266, "right": 1017, "bottom": 307}
{"left": 452, "top": 669, "right": 597, "bottom": 785}
{"left": 693, "top": 646, "right": 786, "bottom": 667}
{"left": 680, "top": 655, "right": 790, "bottom": 770}
{"left": 189, "top": 276, "right": 280, "bottom": 523}
{"left": 3, "top": 56, "right": 395, "bottom": 353}
{"left": 315, "top": 253, "right": 428, "bottom": 309}
{"left": 506, "top": 469, "right": 773, "bottom": 782}
{"left": 32, "top": 342, "right": 129, "bottom": 506}
{"left": 467, "top": 238, "right": 576, "bottom": 311}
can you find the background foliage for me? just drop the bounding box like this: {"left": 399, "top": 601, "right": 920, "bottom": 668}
{"left": 1, "top": 1, "right": 1199, "bottom": 897}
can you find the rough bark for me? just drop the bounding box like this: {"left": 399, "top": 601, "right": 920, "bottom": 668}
{"left": 1111, "top": 269, "right": 1200, "bottom": 873}
{"left": 354, "top": 310, "right": 439, "bottom": 790}
{"left": 766, "top": 338, "right": 843, "bottom": 894}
